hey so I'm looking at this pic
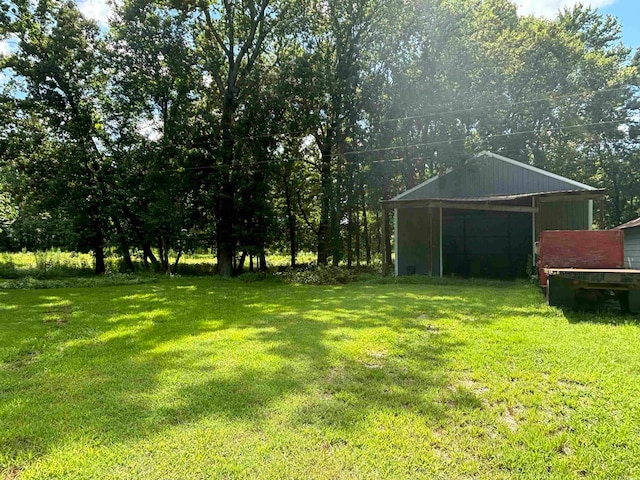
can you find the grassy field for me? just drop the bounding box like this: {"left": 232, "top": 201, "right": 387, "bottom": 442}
{"left": 1, "top": 277, "right": 639, "bottom": 479}
{"left": 0, "top": 251, "right": 322, "bottom": 279}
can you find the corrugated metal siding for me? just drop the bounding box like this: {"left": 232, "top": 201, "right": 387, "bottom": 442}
{"left": 624, "top": 227, "right": 640, "bottom": 269}
{"left": 396, "top": 207, "right": 441, "bottom": 276}
{"left": 536, "top": 201, "right": 590, "bottom": 239}
{"left": 400, "top": 155, "right": 585, "bottom": 200}
{"left": 442, "top": 209, "right": 532, "bottom": 278}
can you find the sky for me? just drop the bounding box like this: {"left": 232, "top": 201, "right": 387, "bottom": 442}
{"left": 517, "top": 0, "right": 640, "bottom": 49}
{"left": 58, "top": 0, "right": 640, "bottom": 51}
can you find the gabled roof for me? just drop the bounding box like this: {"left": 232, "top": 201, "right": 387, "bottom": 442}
{"left": 614, "top": 217, "right": 640, "bottom": 230}
{"left": 391, "top": 151, "right": 597, "bottom": 202}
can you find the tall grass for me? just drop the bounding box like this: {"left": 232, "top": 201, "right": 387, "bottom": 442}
{"left": 0, "top": 250, "right": 384, "bottom": 281}
{"left": 0, "top": 251, "right": 110, "bottom": 279}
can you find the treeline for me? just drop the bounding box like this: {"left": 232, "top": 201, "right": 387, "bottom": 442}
{"left": 0, "top": 0, "right": 638, "bottom": 275}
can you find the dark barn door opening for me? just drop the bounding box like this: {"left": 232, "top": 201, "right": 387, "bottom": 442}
{"left": 442, "top": 209, "right": 532, "bottom": 279}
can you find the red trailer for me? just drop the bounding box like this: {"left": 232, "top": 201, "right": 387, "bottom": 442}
{"left": 538, "top": 230, "right": 640, "bottom": 313}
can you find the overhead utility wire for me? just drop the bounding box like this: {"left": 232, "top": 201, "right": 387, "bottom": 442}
{"left": 173, "top": 85, "right": 634, "bottom": 146}
{"left": 171, "top": 118, "right": 625, "bottom": 173}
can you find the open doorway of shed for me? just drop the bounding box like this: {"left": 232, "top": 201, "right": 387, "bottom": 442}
{"left": 442, "top": 209, "right": 532, "bottom": 279}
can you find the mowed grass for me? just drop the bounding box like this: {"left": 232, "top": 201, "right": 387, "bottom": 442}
{"left": 1, "top": 278, "right": 639, "bottom": 479}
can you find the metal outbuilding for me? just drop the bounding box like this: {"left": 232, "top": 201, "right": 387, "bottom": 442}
{"left": 613, "top": 217, "right": 640, "bottom": 269}
{"left": 382, "top": 151, "right": 606, "bottom": 278}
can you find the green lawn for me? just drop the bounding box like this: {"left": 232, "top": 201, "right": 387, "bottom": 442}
{"left": 1, "top": 278, "right": 639, "bottom": 479}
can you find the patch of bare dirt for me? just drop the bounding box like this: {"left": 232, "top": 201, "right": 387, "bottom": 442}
{"left": 2, "top": 465, "right": 22, "bottom": 480}
{"left": 502, "top": 406, "right": 524, "bottom": 432}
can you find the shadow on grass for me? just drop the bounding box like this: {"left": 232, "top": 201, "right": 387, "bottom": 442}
{"left": 0, "top": 279, "right": 511, "bottom": 471}
{"left": 529, "top": 284, "right": 640, "bottom": 326}
{"left": 562, "top": 308, "right": 640, "bottom": 326}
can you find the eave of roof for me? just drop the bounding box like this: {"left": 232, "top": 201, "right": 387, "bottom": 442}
{"left": 382, "top": 189, "right": 606, "bottom": 209}
{"left": 613, "top": 217, "right": 640, "bottom": 230}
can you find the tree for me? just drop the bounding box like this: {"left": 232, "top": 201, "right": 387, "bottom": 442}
{"left": 2, "top": 0, "right": 114, "bottom": 273}
{"left": 108, "top": 0, "right": 207, "bottom": 272}
{"left": 179, "top": 0, "right": 287, "bottom": 276}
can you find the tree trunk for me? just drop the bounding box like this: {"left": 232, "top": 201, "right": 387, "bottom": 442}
{"left": 375, "top": 210, "right": 381, "bottom": 256}
{"left": 114, "top": 219, "right": 134, "bottom": 272}
{"left": 362, "top": 194, "right": 371, "bottom": 265}
{"left": 94, "top": 242, "right": 106, "bottom": 275}
{"left": 236, "top": 250, "right": 247, "bottom": 275}
{"left": 121, "top": 203, "right": 157, "bottom": 270}
{"left": 121, "top": 245, "right": 134, "bottom": 272}
{"left": 158, "top": 237, "right": 170, "bottom": 272}
{"left": 347, "top": 204, "right": 353, "bottom": 268}
{"left": 283, "top": 174, "right": 297, "bottom": 268}
{"left": 317, "top": 139, "right": 333, "bottom": 266}
{"left": 216, "top": 92, "right": 236, "bottom": 277}
{"left": 331, "top": 154, "right": 343, "bottom": 267}
{"left": 384, "top": 213, "right": 392, "bottom": 272}
{"left": 381, "top": 172, "right": 393, "bottom": 275}
{"left": 381, "top": 208, "right": 392, "bottom": 276}
{"left": 217, "top": 247, "right": 234, "bottom": 277}
{"left": 611, "top": 175, "right": 622, "bottom": 227}
{"left": 355, "top": 207, "right": 361, "bottom": 267}
{"left": 143, "top": 243, "right": 158, "bottom": 269}
{"left": 88, "top": 212, "right": 106, "bottom": 274}
{"left": 171, "top": 248, "right": 183, "bottom": 276}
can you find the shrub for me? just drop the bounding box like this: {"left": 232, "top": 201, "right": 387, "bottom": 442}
{"left": 0, "top": 273, "right": 161, "bottom": 290}
{"left": 237, "top": 272, "right": 272, "bottom": 283}
{"left": 0, "top": 253, "right": 19, "bottom": 279}
{"left": 278, "top": 265, "right": 357, "bottom": 285}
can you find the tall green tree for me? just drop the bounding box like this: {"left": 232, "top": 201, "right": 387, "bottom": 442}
{"left": 2, "top": 0, "right": 115, "bottom": 272}
{"left": 108, "top": 0, "right": 207, "bottom": 271}
{"left": 177, "top": 0, "right": 288, "bottom": 276}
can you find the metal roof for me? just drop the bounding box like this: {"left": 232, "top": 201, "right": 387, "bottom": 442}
{"left": 391, "top": 151, "right": 598, "bottom": 202}
{"left": 614, "top": 217, "right": 640, "bottom": 230}
{"left": 479, "top": 151, "right": 596, "bottom": 191}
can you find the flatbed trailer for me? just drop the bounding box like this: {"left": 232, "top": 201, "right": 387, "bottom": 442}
{"left": 544, "top": 267, "right": 640, "bottom": 313}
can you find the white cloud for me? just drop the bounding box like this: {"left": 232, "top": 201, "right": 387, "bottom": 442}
{"left": 516, "top": 0, "right": 617, "bottom": 18}
{"left": 77, "top": 0, "right": 112, "bottom": 25}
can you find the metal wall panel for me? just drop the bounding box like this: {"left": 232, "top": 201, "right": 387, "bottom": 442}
{"left": 624, "top": 228, "right": 640, "bottom": 269}
{"left": 442, "top": 209, "right": 532, "bottom": 278}
{"left": 396, "top": 207, "right": 441, "bottom": 276}
{"left": 536, "top": 201, "right": 590, "bottom": 239}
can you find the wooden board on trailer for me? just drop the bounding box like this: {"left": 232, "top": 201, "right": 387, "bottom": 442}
{"left": 543, "top": 268, "right": 640, "bottom": 288}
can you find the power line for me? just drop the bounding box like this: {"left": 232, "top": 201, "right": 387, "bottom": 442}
{"left": 3, "top": 66, "right": 634, "bottom": 171}
{"left": 158, "top": 118, "right": 628, "bottom": 173}
{"left": 170, "top": 85, "right": 634, "bottom": 146}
